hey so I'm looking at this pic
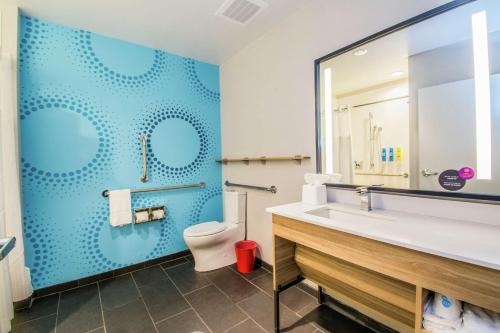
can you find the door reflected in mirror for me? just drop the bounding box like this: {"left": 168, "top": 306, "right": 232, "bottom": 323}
{"left": 318, "top": 0, "right": 499, "bottom": 195}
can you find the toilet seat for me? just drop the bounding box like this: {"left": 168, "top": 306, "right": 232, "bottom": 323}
{"left": 184, "top": 221, "right": 227, "bottom": 237}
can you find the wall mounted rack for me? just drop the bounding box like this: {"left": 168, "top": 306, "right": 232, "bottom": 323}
{"left": 217, "top": 155, "right": 310, "bottom": 165}
{"left": 355, "top": 172, "right": 409, "bottom": 178}
{"left": 102, "top": 182, "right": 205, "bottom": 197}
{"left": 225, "top": 180, "right": 277, "bottom": 194}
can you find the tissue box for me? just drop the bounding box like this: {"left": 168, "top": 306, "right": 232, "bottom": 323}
{"left": 302, "top": 184, "right": 327, "bottom": 205}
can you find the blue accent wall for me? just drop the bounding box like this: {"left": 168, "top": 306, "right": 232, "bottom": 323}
{"left": 19, "top": 15, "right": 222, "bottom": 289}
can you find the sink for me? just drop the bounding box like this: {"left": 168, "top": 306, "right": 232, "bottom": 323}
{"left": 0, "top": 237, "right": 16, "bottom": 261}
{"left": 305, "top": 206, "right": 395, "bottom": 222}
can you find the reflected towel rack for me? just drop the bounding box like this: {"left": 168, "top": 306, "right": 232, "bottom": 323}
{"left": 225, "top": 180, "right": 277, "bottom": 194}
{"left": 217, "top": 155, "right": 310, "bottom": 165}
{"left": 102, "top": 182, "right": 205, "bottom": 197}
{"left": 355, "top": 172, "right": 409, "bottom": 178}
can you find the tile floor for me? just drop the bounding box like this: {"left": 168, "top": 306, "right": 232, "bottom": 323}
{"left": 11, "top": 255, "right": 375, "bottom": 333}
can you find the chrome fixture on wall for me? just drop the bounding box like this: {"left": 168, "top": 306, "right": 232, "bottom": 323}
{"left": 139, "top": 134, "right": 148, "bottom": 183}
{"left": 421, "top": 168, "right": 439, "bottom": 177}
{"left": 224, "top": 180, "right": 277, "bottom": 194}
{"left": 356, "top": 186, "right": 372, "bottom": 211}
{"left": 102, "top": 182, "right": 206, "bottom": 197}
{"left": 0, "top": 237, "right": 16, "bottom": 261}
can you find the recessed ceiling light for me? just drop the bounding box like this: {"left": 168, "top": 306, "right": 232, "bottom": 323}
{"left": 391, "top": 71, "right": 404, "bottom": 77}
{"left": 353, "top": 49, "right": 368, "bottom": 56}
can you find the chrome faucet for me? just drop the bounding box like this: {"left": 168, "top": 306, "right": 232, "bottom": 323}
{"left": 356, "top": 186, "right": 372, "bottom": 211}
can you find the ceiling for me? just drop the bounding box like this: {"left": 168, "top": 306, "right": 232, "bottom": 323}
{"left": 15, "top": 0, "right": 308, "bottom": 65}
{"left": 323, "top": 0, "right": 500, "bottom": 96}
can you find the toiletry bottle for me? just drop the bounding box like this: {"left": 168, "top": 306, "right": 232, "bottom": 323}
{"left": 389, "top": 147, "right": 394, "bottom": 162}
{"left": 396, "top": 147, "right": 402, "bottom": 162}
{"left": 381, "top": 148, "right": 387, "bottom": 162}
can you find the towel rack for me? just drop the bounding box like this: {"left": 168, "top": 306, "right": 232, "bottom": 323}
{"left": 102, "top": 182, "right": 205, "bottom": 197}
{"left": 217, "top": 155, "right": 310, "bottom": 165}
{"left": 224, "top": 180, "right": 277, "bottom": 194}
{"left": 355, "top": 172, "right": 409, "bottom": 178}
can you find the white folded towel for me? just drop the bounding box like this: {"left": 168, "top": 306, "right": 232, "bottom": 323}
{"left": 108, "top": 189, "right": 132, "bottom": 227}
{"left": 461, "top": 303, "right": 500, "bottom": 333}
{"left": 423, "top": 296, "right": 463, "bottom": 332}
{"left": 433, "top": 293, "right": 462, "bottom": 321}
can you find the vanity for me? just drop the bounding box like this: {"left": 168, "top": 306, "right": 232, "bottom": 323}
{"left": 291, "top": 0, "right": 500, "bottom": 331}
{"left": 267, "top": 200, "right": 500, "bottom": 333}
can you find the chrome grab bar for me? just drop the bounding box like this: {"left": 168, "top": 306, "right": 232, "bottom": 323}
{"left": 224, "top": 180, "right": 277, "bottom": 194}
{"left": 0, "top": 237, "right": 16, "bottom": 262}
{"left": 421, "top": 168, "right": 439, "bottom": 177}
{"left": 102, "top": 182, "right": 205, "bottom": 197}
{"left": 139, "top": 135, "right": 148, "bottom": 183}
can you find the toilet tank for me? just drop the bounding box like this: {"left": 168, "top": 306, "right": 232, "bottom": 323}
{"left": 223, "top": 191, "right": 246, "bottom": 224}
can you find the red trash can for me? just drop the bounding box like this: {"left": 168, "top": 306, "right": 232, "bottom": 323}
{"left": 235, "top": 240, "right": 257, "bottom": 273}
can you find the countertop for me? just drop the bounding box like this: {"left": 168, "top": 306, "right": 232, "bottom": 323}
{"left": 266, "top": 202, "right": 500, "bottom": 271}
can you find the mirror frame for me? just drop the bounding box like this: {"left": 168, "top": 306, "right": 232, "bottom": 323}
{"left": 314, "top": 0, "right": 500, "bottom": 204}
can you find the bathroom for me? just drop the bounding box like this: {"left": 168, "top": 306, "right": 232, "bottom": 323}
{"left": 0, "top": 0, "right": 499, "bottom": 332}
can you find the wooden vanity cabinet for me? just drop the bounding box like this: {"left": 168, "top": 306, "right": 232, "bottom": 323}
{"left": 272, "top": 214, "right": 500, "bottom": 333}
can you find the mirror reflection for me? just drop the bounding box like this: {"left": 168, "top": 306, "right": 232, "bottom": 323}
{"left": 318, "top": 0, "right": 499, "bottom": 194}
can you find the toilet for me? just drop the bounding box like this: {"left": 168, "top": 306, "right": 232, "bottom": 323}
{"left": 183, "top": 190, "right": 246, "bottom": 272}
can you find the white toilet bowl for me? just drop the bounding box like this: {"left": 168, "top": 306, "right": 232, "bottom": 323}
{"left": 183, "top": 191, "right": 246, "bottom": 272}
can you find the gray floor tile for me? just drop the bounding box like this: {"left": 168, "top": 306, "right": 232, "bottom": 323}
{"left": 297, "top": 282, "right": 317, "bottom": 297}
{"left": 12, "top": 294, "right": 59, "bottom": 325}
{"left": 132, "top": 265, "right": 168, "bottom": 287}
{"left": 138, "top": 277, "right": 190, "bottom": 322}
{"left": 298, "top": 304, "right": 375, "bottom": 333}
{"left": 205, "top": 267, "right": 260, "bottom": 302}
{"left": 230, "top": 263, "right": 269, "bottom": 281}
{"left": 56, "top": 284, "right": 103, "bottom": 333}
{"left": 156, "top": 309, "right": 210, "bottom": 333}
{"left": 165, "top": 261, "right": 211, "bottom": 294}
{"left": 185, "top": 254, "right": 194, "bottom": 264}
{"left": 225, "top": 318, "right": 266, "bottom": 333}
{"left": 99, "top": 274, "right": 140, "bottom": 310}
{"left": 280, "top": 287, "right": 316, "bottom": 312}
{"left": 11, "top": 314, "right": 56, "bottom": 333}
{"left": 160, "top": 257, "right": 188, "bottom": 269}
{"left": 238, "top": 292, "right": 316, "bottom": 333}
{"left": 103, "top": 299, "right": 156, "bottom": 333}
{"left": 185, "top": 285, "right": 247, "bottom": 333}
{"left": 251, "top": 272, "right": 273, "bottom": 296}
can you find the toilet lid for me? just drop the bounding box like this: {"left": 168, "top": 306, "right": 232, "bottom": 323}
{"left": 184, "top": 221, "right": 227, "bottom": 237}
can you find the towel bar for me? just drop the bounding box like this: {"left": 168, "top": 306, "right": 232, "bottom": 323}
{"left": 102, "top": 182, "right": 205, "bottom": 197}
{"left": 224, "top": 180, "right": 277, "bottom": 194}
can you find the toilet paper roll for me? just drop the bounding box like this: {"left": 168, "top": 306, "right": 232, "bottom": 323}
{"left": 135, "top": 211, "right": 149, "bottom": 224}
{"left": 152, "top": 208, "right": 165, "bottom": 220}
{"left": 432, "top": 293, "right": 462, "bottom": 320}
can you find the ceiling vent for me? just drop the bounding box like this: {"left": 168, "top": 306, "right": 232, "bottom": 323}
{"left": 216, "top": 0, "right": 268, "bottom": 25}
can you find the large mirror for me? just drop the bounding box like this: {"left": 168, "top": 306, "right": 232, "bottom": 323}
{"left": 317, "top": 0, "right": 500, "bottom": 197}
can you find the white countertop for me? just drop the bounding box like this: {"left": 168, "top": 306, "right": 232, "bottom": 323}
{"left": 266, "top": 202, "right": 500, "bottom": 271}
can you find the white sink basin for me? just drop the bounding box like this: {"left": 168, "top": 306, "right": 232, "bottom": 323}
{"left": 305, "top": 206, "right": 395, "bottom": 222}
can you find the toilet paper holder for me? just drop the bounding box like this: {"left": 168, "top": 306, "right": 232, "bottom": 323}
{"left": 134, "top": 206, "right": 166, "bottom": 224}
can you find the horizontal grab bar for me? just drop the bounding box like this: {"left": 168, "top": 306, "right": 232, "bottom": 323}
{"left": 355, "top": 172, "right": 409, "bottom": 178}
{"left": 224, "top": 180, "right": 277, "bottom": 194}
{"left": 0, "top": 237, "right": 16, "bottom": 262}
{"left": 102, "top": 182, "right": 205, "bottom": 197}
{"left": 217, "top": 155, "right": 310, "bottom": 164}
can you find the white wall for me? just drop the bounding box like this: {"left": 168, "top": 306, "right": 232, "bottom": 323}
{"left": 220, "top": 0, "right": 448, "bottom": 263}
